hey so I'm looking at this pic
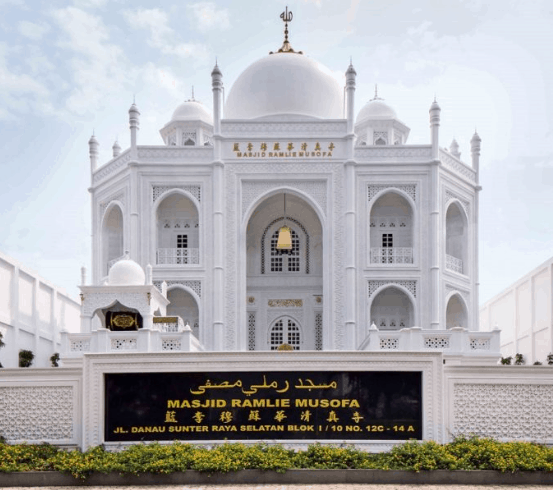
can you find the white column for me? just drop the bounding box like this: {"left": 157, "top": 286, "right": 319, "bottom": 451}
{"left": 211, "top": 62, "right": 225, "bottom": 351}
{"left": 429, "top": 100, "right": 441, "bottom": 329}
{"left": 471, "top": 132, "right": 482, "bottom": 332}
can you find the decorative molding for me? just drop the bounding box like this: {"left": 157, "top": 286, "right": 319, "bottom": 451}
{"left": 226, "top": 162, "right": 344, "bottom": 350}
{"left": 82, "top": 293, "right": 151, "bottom": 317}
{"left": 445, "top": 189, "right": 470, "bottom": 216}
{"left": 153, "top": 185, "right": 201, "bottom": 203}
{"left": 222, "top": 121, "right": 347, "bottom": 135}
{"left": 93, "top": 150, "right": 131, "bottom": 185}
{"left": 242, "top": 180, "right": 327, "bottom": 218}
{"left": 0, "top": 386, "right": 74, "bottom": 441}
{"left": 368, "top": 184, "right": 417, "bottom": 203}
{"left": 453, "top": 383, "right": 553, "bottom": 440}
{"left": 440, "top": 149, "right": 476, "bottom": 183}
{"left": 268, "top": 299, "right": 303, "bottom": 307}
{"left": 137, "top": 147, "right": 213, "bottom": 162}
{"left": 445, "top": 284, "right": 470, "bottom": 304}
{"left": 155, "top": 280, "right": 202, "bottom": 299}
{"left": 355, "top": 146, "right": 432, "bottom": 161}
{"left": 368, "top": 280, "right": 417, "bottom": 298}
{"left": 100, "top": 191, "right": 126, "bottom": 218}
{"left": 267, "top": 309, "right": 304, "bottom": 326}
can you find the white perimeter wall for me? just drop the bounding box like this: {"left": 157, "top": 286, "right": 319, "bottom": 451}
{"left": 0, "top": 251, "right": 81, "bottom": 368}
{"left": 480, "top": 257, "right": 553, "bottom": 364}
{"left": 2, "top": 354, "right": 553, "bottom": 449}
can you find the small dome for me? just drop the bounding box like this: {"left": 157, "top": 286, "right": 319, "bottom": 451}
{"left": 356, "top": 99, "right": 397, "bottom": 124}
{"left": 171, "top": 100, "right": 213, "bottom": 125}
{"left": 108, "top": 256, "right": 145, "bottom": 286}
{"left": 225, "top": 53, "right": 343, "bottom": 120}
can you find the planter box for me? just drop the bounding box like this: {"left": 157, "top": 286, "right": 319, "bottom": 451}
{"left": 2, "top": 469, "right": 553, "bottom": 486}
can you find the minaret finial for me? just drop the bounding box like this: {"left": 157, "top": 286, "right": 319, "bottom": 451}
{"left": 270, "top": 6, "right": 303, "bottom": 55}
{"left": 133, "top": 93, "right": 136, "bottom": 104}
{"left": 370, "top": 84, "right": 383, "bottom": 101}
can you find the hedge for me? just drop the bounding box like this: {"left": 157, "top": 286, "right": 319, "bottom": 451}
{"left": 1, "top": 437, "right": 553, "bottom": 480}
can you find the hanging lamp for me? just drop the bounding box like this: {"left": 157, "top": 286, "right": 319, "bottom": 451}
{"left": 276, "top": 194, "right": 293, "bottom": 250}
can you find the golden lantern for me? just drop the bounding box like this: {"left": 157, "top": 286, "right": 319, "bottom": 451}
{"left": 276, "top": 193, "right": 293, "bottom": 250}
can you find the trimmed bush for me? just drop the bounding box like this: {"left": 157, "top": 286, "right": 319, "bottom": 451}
{"left": 2, "top": 437, "right": 553, "bottom": 480}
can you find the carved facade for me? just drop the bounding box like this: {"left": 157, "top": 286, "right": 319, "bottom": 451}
{"left": 79, "top": 28, "right": 489, "bottom": 356}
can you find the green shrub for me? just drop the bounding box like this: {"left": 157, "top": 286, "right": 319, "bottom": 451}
{"left": 500, "top": 356, "right": 512, "bottom": 365}
{"left": 2, "top": 437, "right": 553, "bottom": 478}
{"left": 18, "top": 350, "right": 34, "bottom": 368}
{"left": 50, "top": 353, "right": 60, "bottom": 368}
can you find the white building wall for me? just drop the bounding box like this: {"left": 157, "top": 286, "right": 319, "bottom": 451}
{"left": 480, "top": 256, "right": 553, "bottom": 364}
{"left": 0, "top": 251, "right": 80, "bottom": 368}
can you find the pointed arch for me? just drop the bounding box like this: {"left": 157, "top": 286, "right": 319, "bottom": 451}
{"left": 267, "top": 315, "right": 303, "bottom": 350}
{"left": 101, "top": 202, "right": 124, "bottom": 276}
{"left": 154, "top": 190, "right": 200, "bottom": 265}
{"left": 445, "top": 200, "right": 468, "bottom": 275}
{"left": 166, "top": 285, "right": 201, "bottom": 339}
{"left": 369, "top": 284, "right": 416, "bottom": 330}
{"left": 445, "top": 292, "right": 469, "bottom": 329}
{"left": 369, "top": 189, "right": 415, "bottom": 265}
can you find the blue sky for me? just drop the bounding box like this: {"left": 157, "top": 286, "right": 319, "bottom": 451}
{"left": 1, "top": 0, "right": 552, "bottom": 307}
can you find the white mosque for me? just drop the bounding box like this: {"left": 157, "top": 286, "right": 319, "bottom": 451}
{"left": 62, "top": 11, "right": 499, "bottom": 361}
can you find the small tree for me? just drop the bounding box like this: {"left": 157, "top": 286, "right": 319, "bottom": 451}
{"left": 50, "top": 353, "right": 60, "bottom": 368}
{"left": 514, "top": 353, "right": 525, "bottom": 365}
{"left": 500, "top": 356, "right": 512, "bottom": 365}
{"left": 19, "top": 349, "right": 34, "bottom": 368}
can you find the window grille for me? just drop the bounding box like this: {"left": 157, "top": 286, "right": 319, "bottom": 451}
{"left": 382, "top": 233, "right": 393, "bottom": 247}
{"left": 269, "top": 318, "right": 300, "bottom": 350}
{"left": 270, "top": 229, "right": 300, "bottom": 272}
{"left": 183, "top": 131, "right": 196, "bottom": 146}
{"left": 315, "top": 313, "right": 323, "bottom": 350}
{"left": 261, "top": 217, "right": 309, "bottom": 274}
{"left": 248, "top": 312, "right": 256, "bottom": 351}
{"left": 374, "top": 131, "right": 388, "bottom": 145}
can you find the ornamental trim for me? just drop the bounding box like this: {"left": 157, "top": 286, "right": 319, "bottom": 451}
{"left": 368, "top": 280, "right": 417, "bottom": 298}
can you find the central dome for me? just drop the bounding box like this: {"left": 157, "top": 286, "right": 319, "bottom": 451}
{"left": 224, "top": 53, "right": 343, "bottom": 120}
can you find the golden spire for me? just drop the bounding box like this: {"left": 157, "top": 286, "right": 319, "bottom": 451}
{"left": 270, "top": 6, "right": 303, "bottom": 55}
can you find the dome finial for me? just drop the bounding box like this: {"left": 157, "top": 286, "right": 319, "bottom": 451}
{"left": 269, "top": 6, "right": 303, "bottom": 55}
{"left": 370, "top": 84, "right": 383, "bottom": 101}
{"left": 191, "top": 85, "right": 195, "bottom": 100}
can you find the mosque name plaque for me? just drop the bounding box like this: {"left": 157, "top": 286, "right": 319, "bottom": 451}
{"left": 105, "top": 371, "right": 422, "bottom": 441}
{"left": 232, "top": 141, "right": 335, "bottom": 158}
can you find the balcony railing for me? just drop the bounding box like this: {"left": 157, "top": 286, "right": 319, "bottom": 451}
{"left": 446, "top": 254, "right": 463, "bottom": 274}
{"left": 370, "top": 247, "right": 413, "bottom": 264}
{"left": 156, "top": 248, "right": 199, "bottom": 265}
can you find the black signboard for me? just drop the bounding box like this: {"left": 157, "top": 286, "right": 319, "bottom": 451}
{"left": 105, "top": 371, "right": 422, "bottom": 441}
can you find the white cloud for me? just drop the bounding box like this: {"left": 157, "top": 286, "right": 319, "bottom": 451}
{"left": 124, "top": 8, "right": 210, "bottom": 60}
{"left": 18, "top": 20, "right": 50, "bottom": 40}
{"left": 187, "top": 2, "right": 230, "bottom": 32}
{"left": 72, "top": 0, "right": 108, "bottom": 7}
{"left": 52, "top": 7, "right": 129, "bottom": 114}
{"left": 0, "top": 42, "right": 50, "bottom": 120}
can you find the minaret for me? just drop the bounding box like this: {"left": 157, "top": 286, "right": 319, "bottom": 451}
{"left": 112, "top": 140, "right": 121, "bottom": 158}
{"left": 429, "top": 99, "right": 441, "bottom": 329}
{"left": 344, "top": 60, "right": 357, "bottom": 348}
{"left": 429, "top": 99, "right": 441, "bottom": 161}
{"left": 471, "top": 130, "right": 482, "bottom": 331}
{"left": 211, "top": 62, "right": 223, "bottom": 136}
{"left": 345, "top": 60, "right": 356, "bottom": 135}
{"left": 211, "top": 60, "right": 225, "bottom": 350}
{"left": 471, "top": 131, "right": 481, "bottom": 182}
{"left": 88, "top": 133, "right": 99, "bottom": 172}
{"left": 450, "top": 139, "right": 461, "bottom": 159}
{"left": 129, "top": 102, "right": 140, "bottom": 156}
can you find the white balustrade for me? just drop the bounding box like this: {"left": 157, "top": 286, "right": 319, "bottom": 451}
{"left": 446, "top": 254, "right": 463, "bottom": 274}
{"left": 156, "top": 248, "right": 200, "bottom": 265}
{"left": 359, "top": 326, "right": 501, "bottom": 363}
{"left": 370, "top": 247, "right": 413, "bottom": 264}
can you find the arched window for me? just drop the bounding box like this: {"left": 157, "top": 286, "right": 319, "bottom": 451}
{"left": 261, "top": 217, "right": 309, "bottom": 274}
{"left": 270, "top": 228, "right": 300, "bottom": 272}
{"left": 269, "top": 317, "right": 300, "bottom": 350}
